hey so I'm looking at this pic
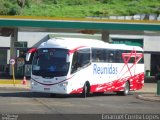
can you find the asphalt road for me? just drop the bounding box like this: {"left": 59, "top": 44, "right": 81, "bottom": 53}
{"left": 0, "top": 87, "right": 159, "bottom": 120}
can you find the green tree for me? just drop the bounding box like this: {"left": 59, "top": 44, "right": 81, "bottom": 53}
{"left": 17, "top": 0, "right": 30, "bottom": 14}
{"left": 17, "top": 0, "right": 29, "bottom": 8}
{"left": 17, "top": 0, "right": 26, "bottom": 8}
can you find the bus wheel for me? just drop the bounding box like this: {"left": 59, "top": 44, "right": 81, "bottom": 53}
{"left": 82, "top": 82, "right": 90, "bottom": 98}
{"left": 122, "top": 81, "right": 130, "bottom": 96}
{"left": 117, "top": 81, "right": 130, "bottom": 96}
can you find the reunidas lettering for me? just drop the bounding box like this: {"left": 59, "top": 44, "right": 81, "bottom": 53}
{"left": 93, "top": 64, "right": 118, "bottom": 75}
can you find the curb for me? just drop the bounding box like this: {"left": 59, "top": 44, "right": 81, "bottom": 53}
{"left": 0, "top": 80, "right": 22, "bottom": 84}
{"left": 0, "top": 79, "right": 29, "bottom": 84}
{"left": 136, "top": 94, "right": 160, "bottom": 102}
{"left": 0, "top": 85, "right": 30, "bottom": 90}
{"left": 0, "top": 80, "right": 30, "bottom": 89}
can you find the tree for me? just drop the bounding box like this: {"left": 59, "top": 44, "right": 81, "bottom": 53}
{"left": 17, "top": 0, "right": 26, "bottom": 8}
{"left": 17, "top": 0, "right": 30, "bottom": 8}
{"left": 17, "top": 0, "right": 29, "bottom": 15}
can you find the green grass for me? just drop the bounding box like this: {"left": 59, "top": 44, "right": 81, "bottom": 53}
{"left": 0, "top": 0, "right": 160, "bottom": 17}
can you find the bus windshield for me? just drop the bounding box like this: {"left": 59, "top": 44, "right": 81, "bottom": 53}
{"left": 32, "top": 48, "right": 69, "bottom": 78}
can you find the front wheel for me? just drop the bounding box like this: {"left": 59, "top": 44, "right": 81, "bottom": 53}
{"left": 82, "top": 82, "right": 90, "bottom": 98}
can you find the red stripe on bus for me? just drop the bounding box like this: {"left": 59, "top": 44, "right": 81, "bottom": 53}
{"left": 68, "top": 46, "right": 86, "bottom": 54}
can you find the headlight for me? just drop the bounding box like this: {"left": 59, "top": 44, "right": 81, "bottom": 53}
{"left": 59, "top": 81, "right": 68, "bottom": 86}
{"left": 31, "top": 81, "right": 38, "bottom": 85}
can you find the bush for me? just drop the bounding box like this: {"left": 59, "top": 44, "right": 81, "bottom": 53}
{"left": 8, "top": 7, "right": 20, "bottom": 15}
{"left": 0, "top": 1, "right": 7, "bottom": 14}
{"left": 0, "top": 0, "right": 159, "bottom": 17}
{"left": 99, "top": 0, "right": 116, "bottom": 4}
{"left": 65, "top": 0, "right": 95, "bottom": 5}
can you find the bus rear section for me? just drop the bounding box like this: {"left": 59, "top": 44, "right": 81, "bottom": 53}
{"left": 79, "top": 47, "right": 144, "bottom": 96}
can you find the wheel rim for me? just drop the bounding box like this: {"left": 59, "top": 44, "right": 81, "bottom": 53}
{"left": 124, "top": 82, "right": 129, "bottom": 95}
{"left": 84, "top": 83, "right": 87, "bottom": 97}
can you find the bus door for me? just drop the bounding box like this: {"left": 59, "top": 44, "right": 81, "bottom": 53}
{"left": 70, "top": 48, "right": 91, "bottom": 89}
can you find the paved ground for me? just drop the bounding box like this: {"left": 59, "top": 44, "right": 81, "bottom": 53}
{"left": 0, "top": 76, "right": 160, "bottom": 103}
{"left": 0, "top": 85, "right": 159, "bottom": 114}
{"left": 136, "top": 83, "right": 160, "bottom": 102}
{"left": 0, "top": 80, "right": 159, "bottom": 120}
{"left": 0, "top": 79, "right": 159, "bottom": 102}
{"left": 134, "top": 83, "right": 160, "bottom": 102}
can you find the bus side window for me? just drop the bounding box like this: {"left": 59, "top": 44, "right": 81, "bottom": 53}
{"left": 71, "top": 49, "right": 90, "bottom": 74}
{"left": 92, "top": 48, "right": 104, "bottom": 62}
{"left": 103, "top": 49, "right": 108, "bottom": 62}
{"left": 92, "top": 49, "right": 96, "bottom": 62}
{"left": 108, "top": 50, "right": 115, "bottom": 63}
{"left": 115, "top": 50, "right": 122, "bottom": 63}
{"left": 138, "top": 52, "right": 144, "bottom": 63}
{"left": 125, "top": 50, "right": 135, "bottom": 63}
{"left": 103, "top": 49, "right": 109, "bottom": 62}
{"left": 95, "top": 50, "right": 101, "bottom": 62}
{"left": 71, "top": 51, "right": 78, "bottom": 73}
{"left": 79, "top": 49, "right": 90, "bottom": 67}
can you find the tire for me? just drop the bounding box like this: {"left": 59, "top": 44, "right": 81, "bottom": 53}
{"left": 123, "top": 81, "right": 130, "bottom": 96}
{"left": 82, "top": 82, "right": 90, "bottom": 98}
{"left": 117, "top": 81, "right": 130, "bottom": 96}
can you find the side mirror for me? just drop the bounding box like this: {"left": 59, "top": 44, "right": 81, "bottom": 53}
{"left": 26, "top": 48, "right": 37, "bottom": 62}
{"left": 26, "top": 53, "right": 31, "bottom": 61}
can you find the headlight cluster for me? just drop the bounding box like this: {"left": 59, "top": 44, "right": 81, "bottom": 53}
{"left": 31, "top": 81, "right": 38, "bottom": 85}
{"left": 59, "top": 81, "right": 68, "bottom": 86}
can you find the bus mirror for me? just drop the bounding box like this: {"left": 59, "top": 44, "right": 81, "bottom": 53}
{"left": 26, "top": 48, "right": 37, "bottom": 62}
{"left": 26, "top": 53, "right": 31, "bottom": 61}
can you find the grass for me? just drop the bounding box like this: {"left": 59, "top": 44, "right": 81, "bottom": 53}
{"left": 1, "top": 0, "right": 160, "bottom": 17}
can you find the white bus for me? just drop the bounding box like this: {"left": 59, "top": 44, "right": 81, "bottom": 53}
{"left": 26, "top": 37, "right": 144, "bottom": 97}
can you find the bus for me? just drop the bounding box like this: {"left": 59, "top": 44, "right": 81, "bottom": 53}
{"left": 26, "top": 37, "right": 144, "bottom": 97}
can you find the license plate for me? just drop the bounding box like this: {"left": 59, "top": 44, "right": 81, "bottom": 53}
{"left": 44, "top": 88, "right": 50, "bottom": 91}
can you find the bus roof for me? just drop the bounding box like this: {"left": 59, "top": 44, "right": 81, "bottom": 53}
{"left": 38, "top": 37, "right": 143, "bottom": 51}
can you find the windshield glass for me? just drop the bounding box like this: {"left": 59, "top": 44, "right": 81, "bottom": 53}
{"left": 32, "top": 48, "right": 69, "bottom": 78}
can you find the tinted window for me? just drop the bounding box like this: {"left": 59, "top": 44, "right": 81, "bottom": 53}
{"left": 71, "top": 48, "right": 90, "bottom": 74}
{"left": 92, "top": 49, "right": 104, "bottom": 62}
{"left": 32, "top": 48, "right": 69, "bottom": 77}
{"left": 115, "top": 50, "right": 123, "bottom": 63}
{"left": 91, "top": 48, "right": 143, "bottom": 64}
{"left": 92, "top": 48, "right": 116, "bottom": 63}
{"left": 122, "top": 50, "right": 144, "bottom": 63}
